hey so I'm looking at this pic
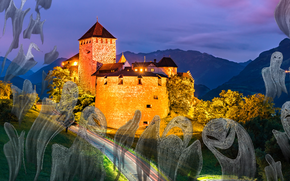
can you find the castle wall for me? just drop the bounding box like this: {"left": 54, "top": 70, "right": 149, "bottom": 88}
{"left": 78, "top": 38, "right": 93, "bottom": 93}
{"left": 78, "top": 37, "right": 116, "bottom": 94}
{"left": 95, "top": 76, "right": 169, "bottom": 129}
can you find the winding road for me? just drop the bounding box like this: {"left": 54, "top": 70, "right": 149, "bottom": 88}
{"left": 69, "top": 126, "right": 168, "bottom": 181}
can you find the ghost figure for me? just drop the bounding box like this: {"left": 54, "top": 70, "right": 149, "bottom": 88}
{"left": 0, "top": 0, "right": 11, "bottom": 13}
{"left": 135, "top": 116, "right": 160, "bottom": 181}
{"left": 11, "top": 79, "right": 37, "bottom": 125}
{"left": 2, "top": 0, "right": 30, "bottom": 74}
{"left": 202, "top": 118, "right": 256, "bottom": 180}
{"left": 158, "top": 116, "right": 203, "bottom": 181}
{"left": 275, "top": 0, "right": 290, "bottom": 37}
{"left": 44, "top": 46, "right": 59, "bottom": 64}
{"left": 262, "top": 51, "right": 287, "bottom": 100}
{"left": 3, "top": 122, "right": 26, "bottom": 181}
{"left": 273, "top": 101, "right": 290, "bottom": 161}
{"left": 23, "top": 13, "right": 45, "bottom": 44}
{"left": 25, "top": 81, "right": 78, "bottom": 181}
{"left": 4, "top": 43, "right": 40, "bottom": 82}
{"left": 35, "top": 0, "right": 52, "bottom": 14}
{"left": 113, "top": 110, "right": 141, "bottom": 181}
{"left": 51, "top": 107, "right": 106, "bottom": 181}
{"left": 264, "top": 154, "right": 284, "bottom": 181}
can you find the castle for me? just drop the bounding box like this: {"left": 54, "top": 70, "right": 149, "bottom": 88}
{"left": 62, "top": 20, "right": 193, "bottom": 129}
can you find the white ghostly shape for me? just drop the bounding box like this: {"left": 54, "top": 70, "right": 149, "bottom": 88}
{"left": 262, "top": 51, "right": 287, "bottom": 100}
{"left": 202, "top": 118, "right": 256, "bottom": 180}
{"left": 11, "top": 79, "right": 37, "bottom": 125}
{"left": 273, "top": 101, "right": 290, "bottom": 161}
{"left": 135, "top": 115, "right": 160, "bottom": 181}
{"left": 2, "top": 0, "right": 30, "bottom": 74}
{"left": 4, "top": 43, "right": 39, "bottom": 82}
{"left": 264, "top": 154, "right": 284, "bottom": 181}
{"left": 23, "top": 13, "right": 45, "bottom": 44}
{"left": 158, "top": 116, "right": 202, "bottom": 181}
{"left": 113, "top": 110, "right": 141, "bottom": 180}
{"left": 0, "top": 0, "right": 11, "bottom": 12}
{"left": 3, "top": 122, "right": 26, "bottom": 181}
{"left": 51, "top": 106, "right": 106, "bottom": 181}
{"left": 35, "top": 0, "right": 52, "bottom": 13}
{"left": 275, "top": 0, "right": 290, "bottom": 37}
{"left": 25, "top": 81, "right": 78, "bottom": 181}
{"left": 44, "top": 46, "right": 59, "bottom": 64}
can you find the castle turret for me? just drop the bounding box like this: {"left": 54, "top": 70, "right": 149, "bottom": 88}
{"left": 78, "top": 20, "right": 117, "bottom": 93}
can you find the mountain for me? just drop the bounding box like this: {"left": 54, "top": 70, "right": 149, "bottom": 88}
{"left": 238, "top": 59, "right": 252, "bottom": 67}
{"left": 0, "top": 57, "right": 34, "bottom": 79}
{"left": 202, "top": 38, "right": 290, "bottom": 107}
{"left": 194, "top": 84, "right": 210, "bottom": 98}
{"left": 117, "top": 49, "right": 245, "bottom": 89}
{"left": 28, "top": 58, "right": 67, "bottom": 84}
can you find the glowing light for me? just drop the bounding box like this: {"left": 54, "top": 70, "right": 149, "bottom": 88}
{"left": 140, "top": 68, "right": 143, "bottom": 72}
{"left": 73, "top": 61, "right": 78, "bottom": 66}
{"left": 62, "top": 62, "right": 64, "bottom": 66}
{"left": 135, "top": 69, "right": 138, "bottom": 71}
{"left": 285, "top": 70, "right": 290, "bottom": 73}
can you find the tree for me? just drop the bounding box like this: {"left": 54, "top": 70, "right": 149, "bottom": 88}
{"left": 47, "top": 66, "right": 71, "bottom": 102}
{"left": 0, "top": 80, "right": 12, "bottom": 99}
{"left": 166, "top": 74, "right": 195, "bottom": 115}
{"left": 189, "top": 90, "right": 277, "bottom": 126}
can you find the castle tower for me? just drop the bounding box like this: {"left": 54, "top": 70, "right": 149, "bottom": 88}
{"left": 78, "top": 20, "right": 117, "bottom": 93}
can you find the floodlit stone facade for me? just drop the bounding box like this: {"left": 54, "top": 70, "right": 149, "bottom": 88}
{"left": 95, "top": 76, "right": 169, "bottom": 128}
{"left": 62, "top": 20, "right": 192, "bottom": 129}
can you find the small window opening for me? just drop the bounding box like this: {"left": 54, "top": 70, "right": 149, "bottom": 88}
{"left": 110, "top": 39, "right": 112, "bottom": 44}
{"left": 154, "top": 95, "right": 158, "bottom": 99}
{"left": 118, "top": 75, "right": 123, "bottom": 85}
{"left": 146, "top": 104, "right": 152, "bottom": 108}
{"left": 151, "top": 68, "right": 154, "bottom": 72}
{"left": 158, "top": 77, "right": 162, "bottom": 86}
{"left": 143, "top": 121, "right": 148, "bottom": 125}
{"left": 104, "top": 76, "right": 107, "bottom": 85}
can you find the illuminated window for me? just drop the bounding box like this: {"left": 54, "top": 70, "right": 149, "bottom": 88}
{"left": 73, "top": 62, "right": 78, "bottom": 66}
{"left": 154, "top": 95, "right": 158, "bottom": 99}
{"left": 110, "top": 39, "right": 112, "bottom": 44}
{"left": 106, "top": 39, "right": 108, "bottom": 43}
{"left": 146, "top": 104, "right": 152, "bottom": 108}
{"left": 145, "top": 68, "right": 147, "bottom": 71}
{"left": 135, "top": 69, "right": 138, "bottom": 72}
{"left": 151, "top": 68, "right": 154, "bottom": 72}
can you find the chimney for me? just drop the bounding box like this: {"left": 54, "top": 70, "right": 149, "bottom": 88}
{"left": 154, "top": 59, "right": 156, "bottom": 63}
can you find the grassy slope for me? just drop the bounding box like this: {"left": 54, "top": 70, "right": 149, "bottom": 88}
{"left": 0, "top": 106, "right": 127, "bottom": 181}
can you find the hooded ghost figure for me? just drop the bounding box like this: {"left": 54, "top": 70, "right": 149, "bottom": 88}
{"left": 262, "top": 51, "right": 287, "bottom": 100}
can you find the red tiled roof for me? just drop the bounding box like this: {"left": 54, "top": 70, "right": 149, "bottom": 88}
{"left": 79, "top": 21, "right": 116, "bottom": 40}
{"left": 98, "top": 63, "right": 123, "bottom": 71}
{"left": 132, "top": 62, "right": 156, "bottom": 68}
{"left": 92, "top": 68, "right": 167, "bottom": 77}
{"left": 157, "top": 57, "right": 177, "bottom": 67}
{"left": 64, "top": 53, "right": 79, "bottom": 62}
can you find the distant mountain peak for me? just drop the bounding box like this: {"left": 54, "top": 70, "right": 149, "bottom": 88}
{"left": 279, "top": 38, "right": 290, "bottom": 47}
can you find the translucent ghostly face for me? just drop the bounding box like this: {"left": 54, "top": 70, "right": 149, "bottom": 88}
{"left": 270, "top": 51, "right": 283, "bottom": 68}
